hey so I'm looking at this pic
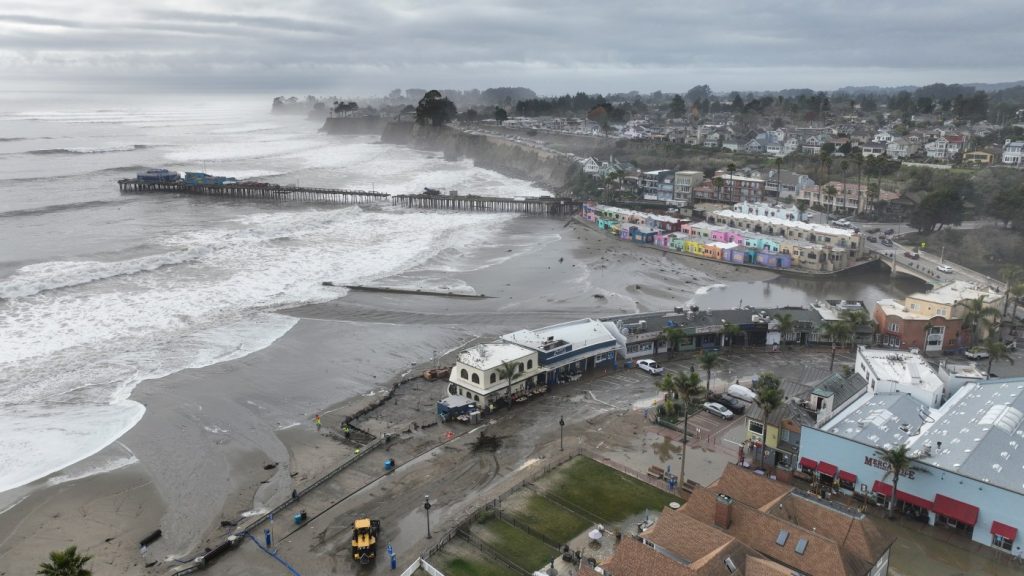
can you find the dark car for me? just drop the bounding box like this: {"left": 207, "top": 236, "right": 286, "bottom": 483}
{"left": 881, "top": 238, "right": 893, "bottom": 247}
{"left": 866, "top": 227, "right": 881, "bottom": 234}
{"left": 884, "top": 228, "right": 896, "bottom": 235}
{"left": 867, "top": 236, "right": 878, "bottom": 243}
{"left": 711, "top": 394, "right": 746, "bottom": 415}
{"left": 905, "top": 251, "right": 919, "bottom": 259}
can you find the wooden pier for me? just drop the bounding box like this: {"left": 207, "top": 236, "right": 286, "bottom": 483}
{"left": 118, "top": 179, "right": 390, "bottom": 204}
{"left": 392, "top": 193, "right": 581, "bottom": 215}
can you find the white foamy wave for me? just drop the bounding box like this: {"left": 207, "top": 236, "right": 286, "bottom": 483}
{"left": 0, "top": 247, "right": 210, "bottom": 299}
{"left": 694, "top": 283, "right": 727, "bottom": 295}
{"left": 45, "top": 455, "right": 140, "bottom": 487}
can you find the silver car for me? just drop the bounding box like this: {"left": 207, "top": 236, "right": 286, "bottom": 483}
{"left": 703, "top": 401, "right": 735, "bottom": 419}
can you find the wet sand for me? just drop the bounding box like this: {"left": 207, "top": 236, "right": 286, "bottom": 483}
{"left": 0, "top": 216, "right": 766, "bottom": 575}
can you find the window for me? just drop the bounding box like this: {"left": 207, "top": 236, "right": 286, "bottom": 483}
{"left": 460, "top": 369, "right": 469, "bottom": 380}
{"left": 993, "top": 534, "right": 1013, "bottom": 551}
{"left": 527, "top": 359, "right": 533, "bottom": 369}
{"left": 748, "top": 420, "right": 765, "bottom": 437}
{"left": 888, "top": 321, "right": 899, "bottom": 333}
{"left": 471, "top": 373, "right": 480, "bottom": 384}
{"left": 490, "top": 373, "right": 496, "bottom": 384}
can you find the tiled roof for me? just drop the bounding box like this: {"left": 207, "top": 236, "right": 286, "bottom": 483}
{"left": 645, "top": 506, "right": 734, "bottom": 563}
{"left": 745, "top": 557, "right": 800, "bottom": 576}
{"left": 710, "top": 465, "right": 791, "bottom": 511}
{"left": 603, "top": 536, "right": 690, "bottom": 576}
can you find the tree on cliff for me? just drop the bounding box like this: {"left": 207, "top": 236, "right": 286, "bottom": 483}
{"left": 332, "top": 101, "right": 359, "bottom": 117}
{"left": 415, "top": 90, "right": 458, "bottom": 127}
{"left": 494, "top": 107, "right": 508, "bottom": 125}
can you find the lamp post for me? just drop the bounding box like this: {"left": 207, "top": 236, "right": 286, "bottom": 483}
{"left": 424, "top": 495, "right": 432, "bottom": 539}
{"left": 559, "top": 416, "right": 565, "bottom": 451}
{"left": 830, "top": 341, "right": 837, "bottom": 372}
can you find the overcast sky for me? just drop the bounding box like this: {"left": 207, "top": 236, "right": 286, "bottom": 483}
{"left": 2, "top": 0, "right": 1022, "bottom": 97}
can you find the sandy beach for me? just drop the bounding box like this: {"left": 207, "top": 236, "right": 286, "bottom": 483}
{"left": 0, "top": 214, "right": 771, "bottom": 575}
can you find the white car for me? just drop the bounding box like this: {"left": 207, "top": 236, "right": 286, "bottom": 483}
{"left": 937, "top": 264, "right": 953, "bottom": 273}
{"left": 965, "top": 347, "right": 990, "bottom": 360}
{"left": 636, "top": 359, "right": 664, "bottom": 375}
{"left": 702, "top": 402, "right": 735, "bottom": 419}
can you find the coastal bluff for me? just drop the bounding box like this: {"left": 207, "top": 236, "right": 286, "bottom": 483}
{"left": 376, "top": 122, "right": 577, "bottom": 190}
{"left": 319, "top": 116, "right": 387, "bottom": 135}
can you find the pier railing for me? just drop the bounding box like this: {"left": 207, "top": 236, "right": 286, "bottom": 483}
{"left": 392, "top": 193, "right": 581, "bottom": 215}
{"left": 118, "top": 179, "right": 389, "bottom": 204}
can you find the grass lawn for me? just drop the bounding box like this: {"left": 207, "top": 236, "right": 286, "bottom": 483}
{"left": 514, "top": 494, "right": 592, "bottom": 543}
{"left": 547, "top": 457, "right": 675, "bottom": 522}
{"left": 476, "top": 516, "right": 556, "bottom": 572}
{"left": 438, "top": 551, "right": 519, "bottom": 576}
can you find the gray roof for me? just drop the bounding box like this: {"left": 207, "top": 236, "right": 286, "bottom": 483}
{"left": 823, "top": 393, "right": 931, "bottom": 449}
{"left": 913, "top": 379, "right": 1024, "bottom": 494}
{"left": 601, "top": 306, "right": 823, "bottom": 335}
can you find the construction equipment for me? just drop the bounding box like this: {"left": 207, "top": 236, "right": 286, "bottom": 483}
{"left": 351, "top": 518, "right": 380, "bottom": 564}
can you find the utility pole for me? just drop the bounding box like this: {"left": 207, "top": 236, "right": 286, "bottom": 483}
{"left": 559, "top": 416, "right": 565, "bottom": 451}
{"left": 424, "top": 495, "right": 432, "bottom": 539}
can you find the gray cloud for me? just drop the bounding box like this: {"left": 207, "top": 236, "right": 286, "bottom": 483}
{"left": 1, "top": 0, "right": 1022, "bottom": 96}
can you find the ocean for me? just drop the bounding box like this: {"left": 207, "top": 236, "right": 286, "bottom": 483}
{"left": 0, "top": 95, "right": 546, "bottom": 495}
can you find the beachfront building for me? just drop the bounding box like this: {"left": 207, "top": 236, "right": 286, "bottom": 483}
{"left": 799, "top": 378, "right": 1024, "bottom": 555}
{"left": 672, "top": 170, "right": 703, "bottom": 206}
{"left": 501, "top": 318, "right": 621, "bottom": 386}
{"left": 730, "top": 201, "right": 805, "bottom": 221}
{"left": 708, "top": 208, "right": 864, "bottom": 270}
{"left": 639, "top": 170, "right": 676, "bottom": 202}
{"left": 596, "top": 465, "right": 894, "bottom": 576}
{"left": 697, "top": 171, "right": 766, "bottom": 204}
{"left": 809, "top": 299, "right": 875, "bottom": 346}
{"left": 764, "top": 169, "right": 816, "bottom": 200}
{"left": 873, "top": 280, "right": 1003, "bottom": 352}
{"left": 446, "top": 342, "right": 540, "bottom": 407}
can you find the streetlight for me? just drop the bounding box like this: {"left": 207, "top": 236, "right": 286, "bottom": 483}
{"left": 559, "top": 416, "right": 565, "bottom": 451}
{"left": 830, "top": 341, "right": 837, "bottom": 372}
{"left": 424, "top": 495, "right": 432, "bottom": 539}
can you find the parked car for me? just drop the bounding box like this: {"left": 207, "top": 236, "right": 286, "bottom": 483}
{"left": 904, "top": 251, "right": 919, "bottom": 259}
{"left": 866, "top": 236, "right": 878, "bottom": 243}
{"left": 636, "top": 359, "right": 664, "bottom": 375}
{"left": 881, "top": 238, "right": 893, "bottom": 247}
{"left": 702, "top": 402, "right": 735, "bottom": 419}
{"left": 711, "top": 394, "right": 746, "bottom": 415}
{"left": 937, "top": 264, "right": 953, "bottom": 273}
{"left": 866, "top": 227, "right": 881, "bottom": 234}
{"left": 727, "top": 384, "right": 758, "bottom": 403}
{"left": 966, "top": 347, "right": 990, "bottom": 360}
{"left": 884, "top": 228, "right": 896, "bottom": 235}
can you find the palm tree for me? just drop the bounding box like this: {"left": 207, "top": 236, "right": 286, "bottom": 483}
{"left": 726, "top": 163, "right": 737, "bottom": 200}
{"left": 840, "top": 309, "right": 872, "bottom": 351}
{"left": 663, "top": 327, "right": 686, "bottom": 358}
{"left": 713, "top": 176, "right": 725, "bottom": 199}
{"left": 753, "top": 373, "right": 784, "bottom": 469}
{"left": 38, "top": 546, "right": 92, "bottom": 576}
{"left": 980, "top": 339, "right": 1014, "bottom": 378}
{"left": 823, "top": 321, "right": 852, "bottom": 371}
{"left": 699, "top": 351, "right": 721, "bottom": 395}
{"left": 675, "top": 371, "right": 705, "bottom": 482}
{"left": 875, "top": 445, "right": 927, "bottom": 519}
{"left": 960, "top": 296, "right": 1001, "bottom": 347}
{"left": 773, "top": 313, "right": 796, "bottom": 348}
{"left": 1000, "top": 265, "right": 1024, "bottom": 322}
{"left": 657, "top": 374, "right": 677, "bottom": 417}
{"left": 795, "top": 199, "right": 810, "bottom": 222}
{"left": 823, "top": 184, "right": 838, "bottom": 215}
{"left": 496, "top": 361, "right": 518, "bottom": 410}
{"left": 722, "top": 322, "right": 743, "bottom": 347}
{"left": 839, "top": 159, "right": 850, "bottom": 214}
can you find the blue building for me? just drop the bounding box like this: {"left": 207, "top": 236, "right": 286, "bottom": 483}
{"left": 502, "top": 319, "right": 621, "bottom": 385}
{"left": 799, "top": 378, "right": 1024, "bottom": 555}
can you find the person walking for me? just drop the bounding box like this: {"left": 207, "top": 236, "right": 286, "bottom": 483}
{"left": 314, "top": 414, "right": 321, "bottom": 432}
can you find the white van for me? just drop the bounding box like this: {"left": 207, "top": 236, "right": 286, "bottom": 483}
{"left": 727, "top": 384, "right": 758, "bottom": 403}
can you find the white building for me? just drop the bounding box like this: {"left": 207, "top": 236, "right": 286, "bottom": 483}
{"left": 1003, "top": 141, "right": 1024, "bottom": 165}
{"left": 447, "top": 342, "right": 540, "bottom": 406}
{"left": 672, "top": 170, "right": 703, "bottom": 206}
{"left": 501, "top": 318, "right": 621, "bottom": 386}
{"left": 853, "top": 347, "right": 945, "bottom": 408}
{"left": 800, "top": 379, "right": 1024, "bottom": 555}
{"left": 730, "top": 201, "right": 804, "bottom": 222}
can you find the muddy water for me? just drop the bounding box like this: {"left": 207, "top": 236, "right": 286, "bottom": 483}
{"left": 690, "top": 267, "right": 929, "bottom": 312}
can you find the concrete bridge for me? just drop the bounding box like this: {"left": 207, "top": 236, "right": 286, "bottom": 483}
{"left": 868, "top": 240, "right": 1005, "bottom": 291}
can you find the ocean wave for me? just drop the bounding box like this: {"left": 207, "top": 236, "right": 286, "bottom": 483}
{"left": 0, "top": 246, "right": 210, "bottom": 299}
{"left": 44, "top": 455, "right": 139, "bottom": 487}
{"left": 0, "top": 199, "right": 129, "bottom": 219}
{"left": 26, "top": 144, "right": 149, "bottom": 155}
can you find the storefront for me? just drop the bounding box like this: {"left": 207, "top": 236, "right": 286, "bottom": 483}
{"left": 933, "top": 494, "right": 979, "bottom": 535}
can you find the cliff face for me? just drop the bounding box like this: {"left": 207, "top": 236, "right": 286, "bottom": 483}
{"left": 379, "top": 122, "right": 576, "bottom": 191}
{"left": 319, "top": 117, "right": 387, "bottom": 135}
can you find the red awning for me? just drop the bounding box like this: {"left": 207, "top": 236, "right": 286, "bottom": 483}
{"left": 991, "top": 521, "right": 1018, "bottom": 541}
{"left": 895, "top": 490, "right": 932, "bottom": 511}
{"left": 817, "top": 461, "right": 838, "bottom": 477}
{"left": 934, "top": 494, "right": 979, "bottom": 526}
{"left": 799, "top": 457, "right": 818, "bottom": 470}
{"left": 838, "top": 470, "right": 856, "bottom": 483}
{"left": 872, "top": 480, "right": 893, "bottom": 497}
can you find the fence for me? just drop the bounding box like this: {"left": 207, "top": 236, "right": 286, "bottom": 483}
{"left": 456, "top": 529, "right": 533, "bottom": 576}
{"left": 494, "top": 509, "right": 564, "bottom": 550}
{"left": 578, "top": 448, "right": 684, "bottom": 496}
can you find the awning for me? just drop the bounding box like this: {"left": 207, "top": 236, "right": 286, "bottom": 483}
{"left": 817, "top": 461, "right": 838, "bottom": 477}
{"left": 872, "top": 480, "right": 893, "bottom": 497}
{"left": 799, "top": 457, "right": 818, "bottom": 470}
{"left": 895, "top": 490, "right": 932, "bottom": 511}
{"left": 991, "top": 521, "right": 1017, "bottom": 541}
{"left": 934, "top": 494, "right": 979, "bottom": 526}
{"left": 838, "top": 470, "right": 856, "bottom": 483}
